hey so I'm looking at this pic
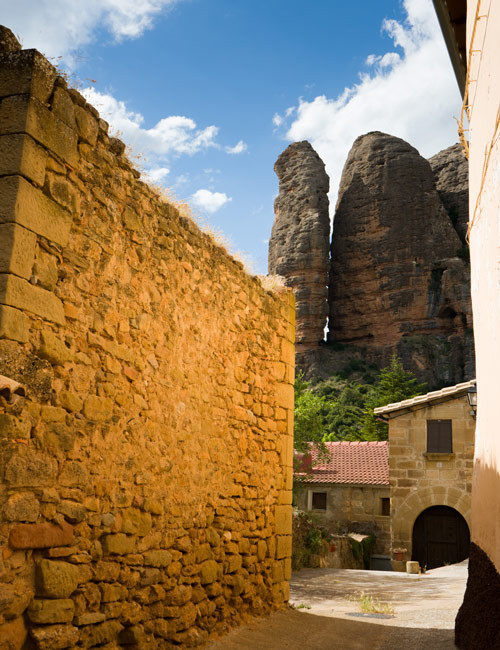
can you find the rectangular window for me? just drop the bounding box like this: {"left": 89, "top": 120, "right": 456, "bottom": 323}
{"left": 381, "top": 497, "right": 390, "bottom": 516}
{"left": 427, "top": 419, "right": 452, "bottom": 453}
{"left": 311, "top": 492, "right": 327, "bottom": 511}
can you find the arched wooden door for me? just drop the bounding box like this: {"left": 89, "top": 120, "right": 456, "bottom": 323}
{"left": 412, "top": 506, "right": 470, "bottom": 570}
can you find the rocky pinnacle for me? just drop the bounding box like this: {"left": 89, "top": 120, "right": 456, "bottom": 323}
{"left": 269, "top": 141, "right": 330, "bottom": 348}
{"left": 327, "top": 131, "right": 473, "bottom": 385}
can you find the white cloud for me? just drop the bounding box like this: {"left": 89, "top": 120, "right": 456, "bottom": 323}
{"left": 225, "top": 140, "right": 248, "bottom": 154}
{"left": 191, "top": 189, "right": 232, "bottom": 214}
{"left": 272, "top": 113, "right": 283, "bottom": 128}
{"left": 82, "top": 87, "right": 219, "bottom": 158}
{"left": 4, "top": 0, "right": 181, "bottom": 61}
{"left": 175, "top": 174, "right": 190, "bottom": 185}
{"left": 277, "top": 0, "right": 462, "bottom": 205}
{"left": 142, "top": 167, "right": 170, "bottom": 184}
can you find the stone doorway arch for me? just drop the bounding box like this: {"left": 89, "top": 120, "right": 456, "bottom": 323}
{"left": 391, "top": 486, "right": 470, "bottom": 561}
{"left": 412, "top": 505, "right": 470, "bottom": 570}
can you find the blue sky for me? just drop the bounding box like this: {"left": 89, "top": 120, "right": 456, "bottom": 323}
{"left": 6, "top": 0, "right": 461, "bottom": 273}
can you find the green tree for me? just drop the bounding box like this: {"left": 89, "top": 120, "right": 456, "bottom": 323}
{"left": 293, "top": 372, "right": 327, "bottom": 453}
{"left": 357, "top": 356, "right": 427, "bottom": 440}
{"left": 319, "top": 381, "right": 371, "bottom": 441}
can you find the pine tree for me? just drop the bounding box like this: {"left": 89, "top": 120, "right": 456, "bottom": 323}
{"left": 358, "top": 356, "right": 427, "bottom": 440}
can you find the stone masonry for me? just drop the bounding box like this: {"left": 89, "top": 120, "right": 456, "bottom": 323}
{"left": 0, "top": 30, "right": 295, "bottom": 649}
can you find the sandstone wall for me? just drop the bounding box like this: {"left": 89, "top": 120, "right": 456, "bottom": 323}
{"left": 0, "top": 37, "right": 295, "bottom": 649}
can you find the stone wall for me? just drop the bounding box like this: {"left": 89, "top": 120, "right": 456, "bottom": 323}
{"left": 388, "top": 395, "right": 474, "bottom": 565}
{"left": 295, "top": 484, "right": 391, "bottom": 555}
{"left": 0, "top": 36, "right": 295, "bottom": 649}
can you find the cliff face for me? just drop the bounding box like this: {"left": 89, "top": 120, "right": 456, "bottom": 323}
{"left": 269, "top": 134, "right": 474, "bottom": 387}
{"left": 269, "top": 141, "right": 330, "bottom": 348}
{"left": 429, "top": 143, "right": 469, "bottom": 245}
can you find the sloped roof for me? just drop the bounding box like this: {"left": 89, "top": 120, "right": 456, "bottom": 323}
{"left": 374, "top": 379, "right": 476, "bottom": 418}
{"left": 298, "top": 441, "right": 389, "bottom": 486}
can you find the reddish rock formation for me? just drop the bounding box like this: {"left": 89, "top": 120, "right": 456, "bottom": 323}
{"left": 327, "top": 132, "right": 473, "bottom": 386}
{"left": 269, "top": 141, "right": 330, "bottom": 349}
{"left": 268, "top": 133, "right": 473, "bottom": 387}
{"left": 429, "top": 143, "right": 469, "bottom": 244}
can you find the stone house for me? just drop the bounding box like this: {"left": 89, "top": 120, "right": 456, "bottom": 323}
{"left": 374, "top": 380, "right": 476, "bottom": 571}
{"left": 295, "top": 441, "right": 391, "bottom": 555}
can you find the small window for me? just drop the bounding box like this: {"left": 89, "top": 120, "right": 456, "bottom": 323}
{"left": 427, "top": 419, "right": 452, "bottom": 453}
{"left": 381, "top": 498, "right": 390, "bottom": 517}
{"left": 312, "top": 492, "right": 327, "bottom": 511}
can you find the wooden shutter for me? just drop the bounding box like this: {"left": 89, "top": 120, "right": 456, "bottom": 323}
{"left": 427, "top": 420, "right": 452, "bottom": 453}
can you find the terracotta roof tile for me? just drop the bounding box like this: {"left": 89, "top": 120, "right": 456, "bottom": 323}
{"left": 298, "top": 441, "right": 389, "bottom": 486}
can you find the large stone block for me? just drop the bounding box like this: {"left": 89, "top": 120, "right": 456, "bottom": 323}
{"left": 74, "top": 105, "right": 98, "bottom": 146}
{"left": 9, "top": 521, "right": 74, "bottom": 549}
{"left": 0, "top": 273, "right": 65, "bottom": 324}
{"left": 121, "top": 508, "right": 152, "bottom": 536}
{"left": 0, "top": 49, "right": 56, "bottom": 103}
{"left": 4, "top": 449, "right": 58, "bottom": 487}
{"left": 0, "top": 133, "right": 47, "bottom": 186}
{"left": 79, "top": 620, "right": 123, "bottom": 648}
{"left": 37, "top": 330, "right": 72, "bottom": 365}
{"left": 29, "top": 623, "right": 79, "bottom": 650}
{"left": 4, "top": 491, "right": 39, "bottom": 522}
{"left": 0, "top": 223, "right": 36, "bottom": 280}
{"left": 0, "top": 616, "right": 27, "bottom": 650}
{"left": 276, "top": 535, "right": 292, "bottom": 559}
{"left": 101, "top": 533, "right": 136, "bottom": 555}
{"left": 0, "top": 305, "right": 28, "bottom": 342}
{"left": 35, "top": 559, "right": 80, "bottom": 598}
{"left": 143, "top": 550, "right": 172, "bottom": 567}
{"left": 0, "top": 413, "right": 32, "bottom": 441}
{"left": 45, "top": 173, "right": 80, "bottom": 214}
{"left": 0, "top": 94, "right": 78, "bottom": 167}
{"left": 82, "top": 395, "right": 113, "bottom": 422}
{"left": 0, "top": 176, "right": 72, "bottom": 247}
{"left": 27, "top": 599, "right": 75, "bottom": 624}
{"left": 200, "top": 560, "right": 218, "bottom": 584}
{"left": 274, "top": 505, "right": 292, "bottom": 536}
{"left": 0, "top": 580, "right": 34, "bottom": 621}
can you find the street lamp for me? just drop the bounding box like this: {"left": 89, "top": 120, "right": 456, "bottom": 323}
{"left": 467, "top": 384, "right": 477, "bottom": 416}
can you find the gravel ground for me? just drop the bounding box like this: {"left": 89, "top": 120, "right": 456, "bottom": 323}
{"left": 207, "top": 562, "right": 467, "bottom": 649}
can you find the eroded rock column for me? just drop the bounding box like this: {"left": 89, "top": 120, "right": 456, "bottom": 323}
{"left": 269, "top": 141, "right": 330, "bottom": 348}
{"left": 328, "top": 131, "right": 472, "bottom": 385}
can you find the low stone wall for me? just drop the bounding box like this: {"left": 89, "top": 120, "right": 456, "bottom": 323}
{"left": 0, "top": 34, "right": 294, "bottom": 649}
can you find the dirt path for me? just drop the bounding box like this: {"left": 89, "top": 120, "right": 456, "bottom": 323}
{"left": 207, "top": 562, "right": 467, "bottom": 649}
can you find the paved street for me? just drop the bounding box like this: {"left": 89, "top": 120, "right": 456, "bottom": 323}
{"left": 207, "top": 562, "right": 467, "bottom": 649}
